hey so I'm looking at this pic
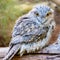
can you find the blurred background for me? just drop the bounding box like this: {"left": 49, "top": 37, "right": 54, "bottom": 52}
{"left": 0, "top": 0, "right": 60, "bottom": 47}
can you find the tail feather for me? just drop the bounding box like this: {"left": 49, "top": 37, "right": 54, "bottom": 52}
{"left": 3, "top": 44, "right": 20, "bottom": 60}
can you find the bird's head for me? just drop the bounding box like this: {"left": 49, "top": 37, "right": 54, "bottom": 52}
{"left": 28, "top": 4, "right": 54, "bottom": 26}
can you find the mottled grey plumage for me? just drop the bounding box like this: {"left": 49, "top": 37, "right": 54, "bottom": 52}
{"left": 3, "top": 4, "right": 56, "bottom": 60}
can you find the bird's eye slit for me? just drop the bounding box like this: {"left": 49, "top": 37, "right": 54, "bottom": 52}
{"left": 46, "top": 13, "right": 49, "bottom": 16}
{"left": 36, "top": 13, "right": 39, "bottom": 16}
{"left": 34, "top": 12, "right": 39, "bottom": 16}
{"left": 46, "top": 12, "right": 52, "bottom": 17}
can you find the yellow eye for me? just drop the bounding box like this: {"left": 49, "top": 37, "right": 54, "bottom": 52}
{"left": 34, "top": 12, "right": 39, "bottom": 16}
{"left": 46, "top": 11, "right": 52, "bottom": 17}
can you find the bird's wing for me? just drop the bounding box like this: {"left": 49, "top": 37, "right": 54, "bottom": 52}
{"left": 10, "top": 16, "right": 48, "bottom": 45}
{"left": 3, "top": 44, "right": 20, "bottom": 60}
